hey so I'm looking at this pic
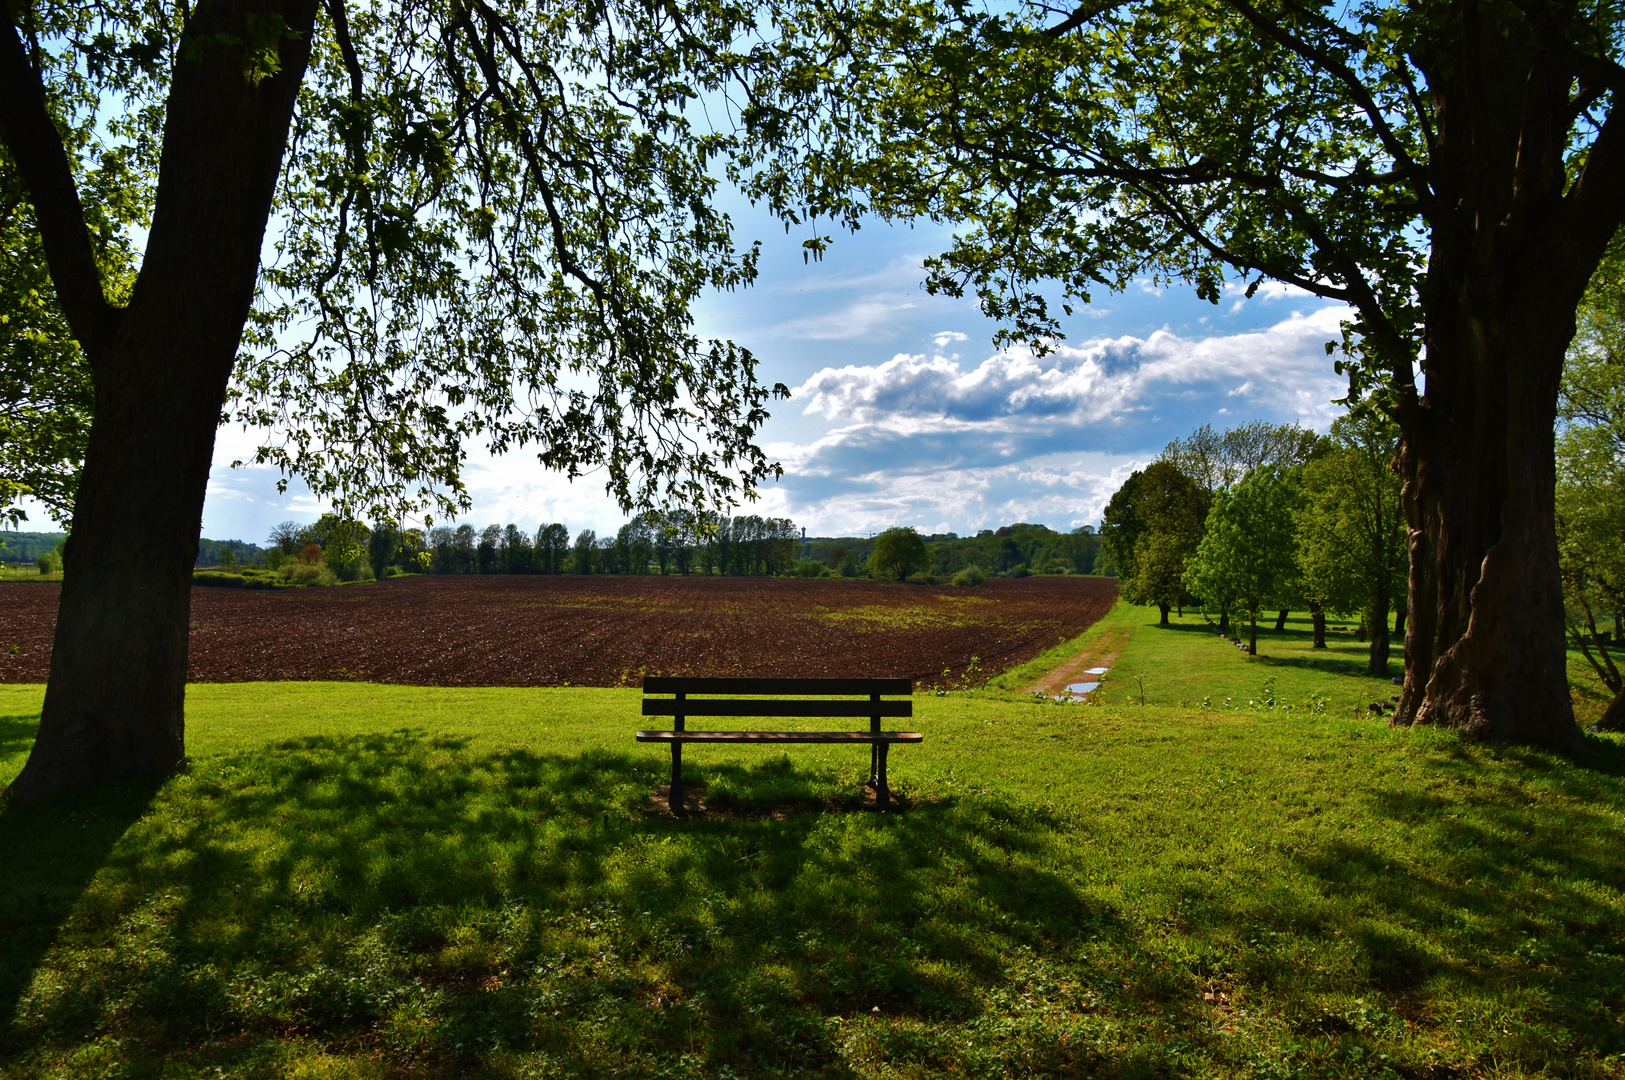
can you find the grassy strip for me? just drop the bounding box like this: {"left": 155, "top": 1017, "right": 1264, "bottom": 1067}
{"left": 2, "top": 632, "right": 1624, "bottom": 1078}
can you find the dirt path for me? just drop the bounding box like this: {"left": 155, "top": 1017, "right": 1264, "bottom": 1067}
{"left": 1025, "top": 627, "right": 1131, "bottom": 697}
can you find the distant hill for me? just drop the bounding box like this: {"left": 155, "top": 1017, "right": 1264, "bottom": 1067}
{"left": 0, "top": 531, "right": 66, "bottom": 564}
{"left": 1, "top": 530, "right": 262, "bottom": 567}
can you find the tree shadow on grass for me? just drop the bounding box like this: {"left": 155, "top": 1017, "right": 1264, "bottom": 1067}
{"left": 0, "top": 774, "right": 163, "bottom": 1029}
{"left": 3, "top": 731, "right": 1128, "bottom": 1077}
{"left": 0, "top": 713, "right": 40, "bottom": 767}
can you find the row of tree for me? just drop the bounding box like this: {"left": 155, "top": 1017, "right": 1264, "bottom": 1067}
{"left": 802, "top": 523, "right": 1100, "bottom": 579}
{"left": 1557, "top": 245, "right": 1625, "bottom": 731}
{"left": 265, "top": 513, "right": 804, "bottom": 580}
{"left": 1102, "top": 418, "right": 1406, "bottom": 675}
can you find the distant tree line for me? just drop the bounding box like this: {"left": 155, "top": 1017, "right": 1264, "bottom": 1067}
{"left": 258, "top": 512, "right": 805, "bottom": 580}
{"left": 0, "top": 531, "right": 67, "bottom": 565}
{"left": 801, "top": 523, "right": 1099, "bottom": 580}
{"left": 1102, "top": 417, "right": 1407, "bottom": 676}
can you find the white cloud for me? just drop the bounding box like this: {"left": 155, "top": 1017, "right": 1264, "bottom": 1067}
{"left": 932, "top": 330, "right": 969, "bottom": 348}
{"left": 760, "top": 306, "right": 1352, "bottom": 533}
{"left": 772, "top": 294, "right": 920, "bottom": 341}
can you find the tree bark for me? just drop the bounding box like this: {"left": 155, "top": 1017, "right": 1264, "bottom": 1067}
{"left": 1597, "top": 690, "right": 1625, "bottom": 733}
{"left": 1366, "top": 605, "right": 1391, "bottom": 678}
{"left": 1311, "top": 603, "right": 1326, "bottom": 649}
{"left": 1273, "top": 609, "right": 1288, "bottom": 632}
{"left": 3, "top": 0, "right": 317, "bottom": 801}
{"left": 1158, "top": 603, "right": 1170, "bottom": 626}
{"left": 1247, "top": 607, "right": 1258, "bottom": 655}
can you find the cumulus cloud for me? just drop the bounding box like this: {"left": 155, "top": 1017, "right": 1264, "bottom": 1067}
{"left": 762, "top": 305, "right": 1353, "bottom": 534}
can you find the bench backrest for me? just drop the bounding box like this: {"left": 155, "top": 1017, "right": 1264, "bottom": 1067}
{"left": 641, "top": 677, "right": 913, "bottom": 728}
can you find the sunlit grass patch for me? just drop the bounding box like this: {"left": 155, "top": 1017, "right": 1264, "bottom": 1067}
{"left": 3, "top": 616, "right": 1624, "bottom": 1078}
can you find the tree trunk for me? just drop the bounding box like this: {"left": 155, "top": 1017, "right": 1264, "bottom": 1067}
{"left": 1311, "top": 603, "right": 1326, "bottom": 649}
{"left": 1247, "top": 607, "right": 1257, "bottom": 656}
{"left": 1158, "top": 603, "right": 1170, "bottom": 626}
{"left": 1366, "top": 606, "right": 1391, "bottom": 678}
{"left": 1394, "top": 607, "right": 1406, "bottom": 639}
{"left": 1218, "top": 607, "right": 1230, "bottom": 635}
{"left": 1386, "top": 21, "right": 1625, "bottom": 752}
{"left": 1274, "top": 609, "right": 1288, "bottom": 632}
{"left": 1597, "top": 689, "right": 1625, "bottom": 733}
{"left": 4, "top": 0, "right": 317, "bottom": 801}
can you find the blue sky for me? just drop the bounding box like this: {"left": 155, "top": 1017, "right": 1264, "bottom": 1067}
{"left": 192, "top": 202, "right": 1349, "bottom": 543}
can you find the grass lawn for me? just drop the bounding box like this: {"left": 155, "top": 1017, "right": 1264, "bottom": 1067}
{"left": 2, "top": 606, "right": 1624, "bottom": 1078}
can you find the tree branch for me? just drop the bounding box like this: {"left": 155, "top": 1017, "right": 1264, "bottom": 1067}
{"left": 0, "top": 20, "right": 119, "bottom": 355}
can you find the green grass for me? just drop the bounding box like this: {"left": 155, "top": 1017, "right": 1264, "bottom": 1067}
{"left": 2, "top": 612, "right": 1624, "bottom": 1078}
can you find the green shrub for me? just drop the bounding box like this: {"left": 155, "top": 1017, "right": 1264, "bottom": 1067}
{"left": 193, "top": 571, "right": 279, "bottom": 590}
{"left": 34, "top": 552, "right": 58, "bottom": 575}
{"left": 952, "top": 564, "right": 987, "bottom": 586}
{"left": 266, "top": 549, "right": 289, "bottom": 571}
{"left": 792, "top": 559, "right": 828, "bottom": 578}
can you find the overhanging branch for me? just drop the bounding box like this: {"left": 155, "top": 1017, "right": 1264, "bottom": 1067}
{"left": 0, "top": 20, "right": 119, "bottom": 356}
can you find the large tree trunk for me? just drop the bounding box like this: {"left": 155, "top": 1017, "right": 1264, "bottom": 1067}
{"left": 4, "top": 0, "right": 317, "bottom": 801}
{"left": 1311, "top": 602, "right": 1326, "bottom": 649}
{"left": 1397, "top": 303, "right": 1583, "bottom": 748}
{"left": 1157, "top": 603, "right": 1170, "bottom": 626}
{"left": 1273, "top": 609, "right": 1288, "bottom": 632}
{"left": 1388, "top": 17, "right": 1625, "bottom": 752}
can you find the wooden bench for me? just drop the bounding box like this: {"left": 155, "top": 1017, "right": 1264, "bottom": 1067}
{"left": 636, "top": 677, "right": 922, "bottom": 811}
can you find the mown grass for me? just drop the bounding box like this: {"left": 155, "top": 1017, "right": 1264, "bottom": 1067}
{"left": 2, "top": 611, "right": 1624, "bottom": 1078}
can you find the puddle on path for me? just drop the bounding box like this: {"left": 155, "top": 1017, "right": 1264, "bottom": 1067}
{"left": 1061, "top": 667, "right": 1109, "bottom": 698}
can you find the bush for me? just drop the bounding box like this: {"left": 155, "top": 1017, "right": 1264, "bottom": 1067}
{"left": 953, "top": 565, "right": 987, "bottom": 587}
{"left": 792, "top": 559, "right": 828, "bottom": 578}
{"left": 193, "top": 571, "right": 279, "bottom": 590}
{"left": 281, "top": 562, "right": 338, "bottom": 586}
{"left": 35, "top": 552, "right": 59, "bottom": 575}
{"left": 1009, "top": 563, "right": 1032, "bottom": 578}
{"left": 266, "top": 549, "right": 289, "bottom": 571}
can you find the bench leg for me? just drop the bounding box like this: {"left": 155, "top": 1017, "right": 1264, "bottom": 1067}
{"left": 875, "top": 742, "right": 891, "bottom": 809}
{"left": 868, "top": 743, "right": 879, "bottom": 789}
{"left": 669, "top": 742, "right": 683, "bottom": 812}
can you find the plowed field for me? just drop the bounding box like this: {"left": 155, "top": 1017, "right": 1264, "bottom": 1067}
{"left": 0, "top": 574, "right": 1116, "bottom": 687}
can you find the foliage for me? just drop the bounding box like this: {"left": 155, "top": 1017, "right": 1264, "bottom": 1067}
{"left": 2, "top": 678, "right": 1622, "bottom": 1077}
{"left": 1100, "top": 461, "right": 1207, "bottom": 615}
{"left": 1296, "top": 409, "right": 1406, "bottom": 671}
{"left": 1159, "top": 422, "right": 1325, "bottom": 495}
{"left": 868, "top": 525, "right": 929, "bottom": 580}
{"left": 952, "top": 564, "right": 986, "bottom": 586}
{"left": 6, "top": 0, "right": 807, "bottom": 535}
{"left": 1559, "top": 247, "right": 1625, "bottom": 729}
{"left": 0, "top": 97, "right": 146, "bottom": 527}
{"left": 1183, "top": 466, "right": 1302, "bottom": 654}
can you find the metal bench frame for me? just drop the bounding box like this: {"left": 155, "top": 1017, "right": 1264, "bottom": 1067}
{"left": 636, "top": 677, "right": 922, "bottom": 811}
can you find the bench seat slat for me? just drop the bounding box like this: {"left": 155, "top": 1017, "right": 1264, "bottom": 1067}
{"left": 636, "top": 730, "right": 924, "bottom": 743}
{"left": 641, "top": 699, "right": 912, "bottom": 718}
{"left": 643, "top": 677, "right": 912, "bottom": 696}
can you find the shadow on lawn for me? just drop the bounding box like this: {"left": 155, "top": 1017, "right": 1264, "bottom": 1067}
{"left": 3, "top": 731, "right": 1124, "bottom": 1076}
{"left": 0, "top": 772, "right": 162, "bottom": 1029}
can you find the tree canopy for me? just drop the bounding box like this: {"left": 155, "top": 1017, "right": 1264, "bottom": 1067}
{"left": 1182, "top": 465, "right": 1301, "bottom": 655}
{"left": 1558, "top": 245, "right": 1625, "bottom": 730}
{"left": 745, "top": 0, "right": 1625, "bottom": 745}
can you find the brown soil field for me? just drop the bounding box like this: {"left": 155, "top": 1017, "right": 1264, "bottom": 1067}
{"left": 0, "top": 574, "right": 1117, "bottom": 687}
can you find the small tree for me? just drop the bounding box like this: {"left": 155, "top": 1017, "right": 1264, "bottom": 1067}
{"left": 869, "top": 527, "right": 929, "bottom": 581}
{"left": 573, "top": 530, "right": 597, "bottom": 574}
{"left": 1101, "top": 460, "right": 1208, "bottom": 624}
{"left": 1295, "top": 411, "right": 1406, "bottom": 674}
{"left": 535, "top": 524, "right": 571, "bottom": 575}
{"left": 1182, "top": 467, "right": 1301, "bottom": 655}
{"left": 369, "top": 522, "right": 401, "bottom": 580}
